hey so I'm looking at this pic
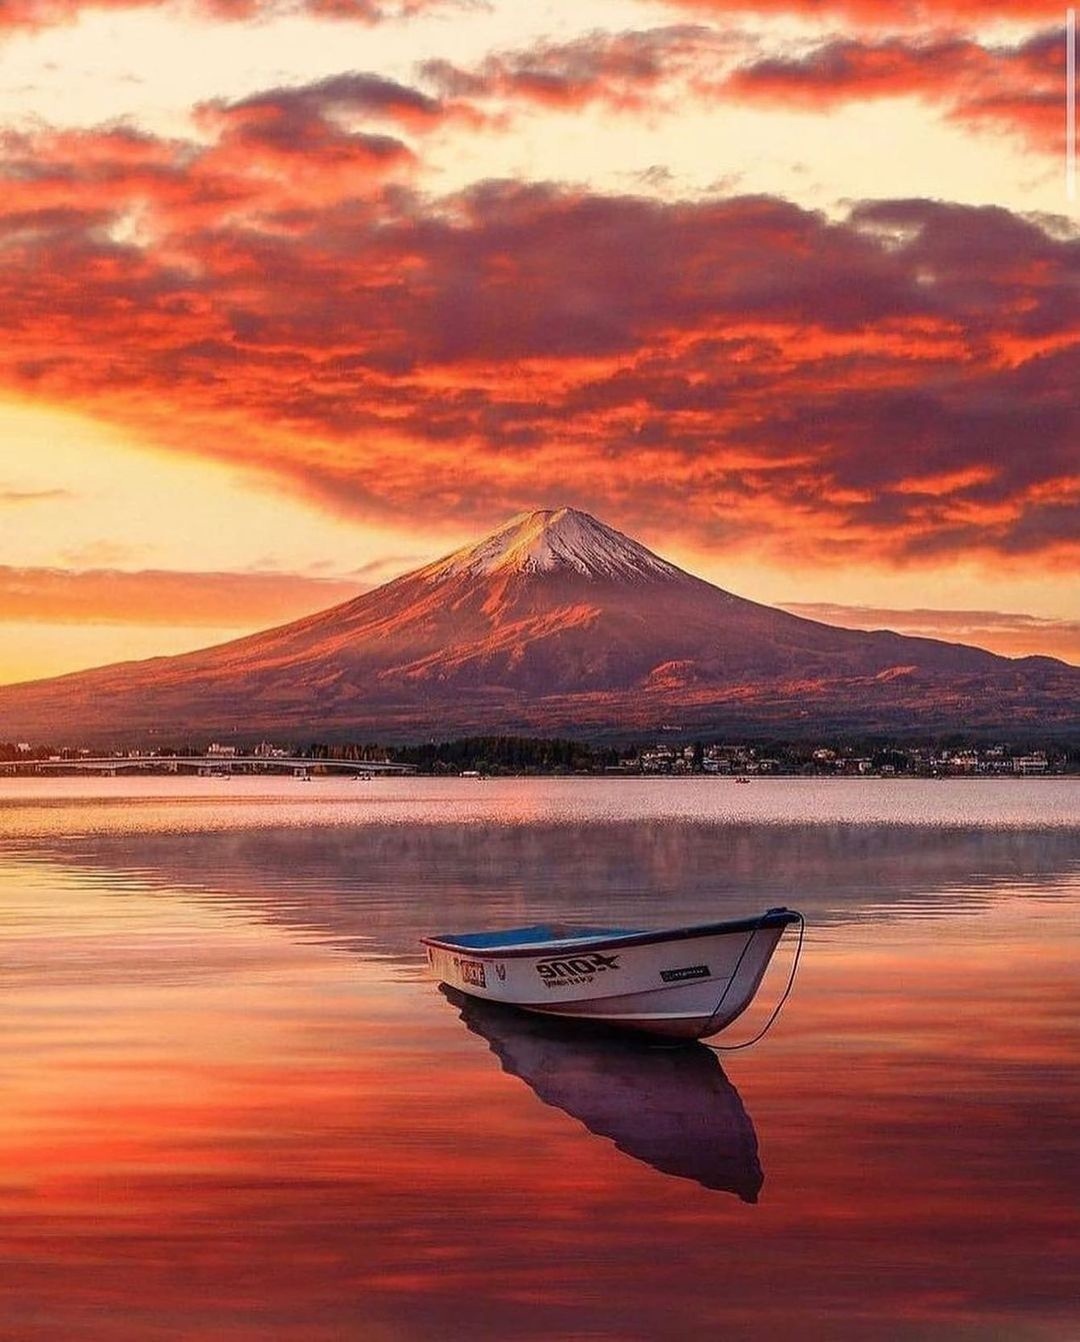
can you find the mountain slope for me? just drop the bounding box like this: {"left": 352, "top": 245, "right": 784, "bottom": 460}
{"left": 1, "top": 507, "right": 1076, "bottom": 742}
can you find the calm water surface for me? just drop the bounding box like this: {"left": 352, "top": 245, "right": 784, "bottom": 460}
{"left": 1, "top": 777, "right": 1078, "bottom": 1341}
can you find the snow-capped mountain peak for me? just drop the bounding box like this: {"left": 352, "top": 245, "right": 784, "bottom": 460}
{"left": 2, "top": 503, "right": 1077, "bottom": 745}
{"left": 429, "top": 507, "right": 684, "bottom": 582}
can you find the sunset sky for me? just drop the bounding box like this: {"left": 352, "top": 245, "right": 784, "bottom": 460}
{"left": 0, "top": 0, "right": 1076, "bottom": 684}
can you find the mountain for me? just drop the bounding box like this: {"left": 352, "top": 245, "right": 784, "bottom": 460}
{"left": 1, "top": 507, "right": 1077, "bottom": 743}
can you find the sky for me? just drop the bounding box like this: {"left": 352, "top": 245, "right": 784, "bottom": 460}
{"left": 0, "top": 0, "right": 1076, "bottom": 684}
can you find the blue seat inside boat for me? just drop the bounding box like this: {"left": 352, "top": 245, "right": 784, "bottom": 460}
{"left": 441, "top": 922, "right": 638, "bottom": 949}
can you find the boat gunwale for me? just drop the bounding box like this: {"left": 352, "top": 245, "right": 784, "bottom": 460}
{"left": 421, "top": 909, "right": 798, "bottom": 959}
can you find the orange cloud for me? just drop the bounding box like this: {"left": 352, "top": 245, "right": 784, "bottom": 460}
{"left": 0, "top": 0, "right": 460, "bottom": 33}
{"left": 0, "top": 0, "right": 1064, "bottom": 34}
{"left": 0, "top": 487, "right": 72, "bottom": 503}
{"left": 0, "top": 99, "right": 1077, "bottom": 572}
{"left": 722, "top": 28, "right": 1065, "bottom": 154}
{"left": 425, "top": 25, "right": 1068, "bottom": 156}
{"left": 0, "top": 567, "right": 366, "bottom": 625}
{"left": 651, "top": 0, "right": 1062, "bottom": 27}
{"left": 781, "top": 604, "right": 1080, "bottom": 666}
{"left": 422, "top": 26, "right": 740, "bottom": 115}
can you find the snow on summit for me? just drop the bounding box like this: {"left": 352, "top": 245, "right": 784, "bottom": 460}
{"left": 431, "top": 508, "right": 684, "bottom": 582}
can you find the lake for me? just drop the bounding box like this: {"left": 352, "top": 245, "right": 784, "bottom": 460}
{"left": 1, "top": 777, "right": 1078, "bottom": 1340}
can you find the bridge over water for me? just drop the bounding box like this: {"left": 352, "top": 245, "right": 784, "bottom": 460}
{"left": 5, "top": 755, "right": 417, "bottom": 777}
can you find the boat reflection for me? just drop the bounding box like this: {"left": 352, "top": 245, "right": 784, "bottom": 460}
{"left": 442, "top": 986, "right": 764, "bottom": 1202}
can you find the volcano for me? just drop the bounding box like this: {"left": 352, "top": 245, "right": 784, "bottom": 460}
{"left": 1, "top": 507, "right": 1077, "bottom": 742}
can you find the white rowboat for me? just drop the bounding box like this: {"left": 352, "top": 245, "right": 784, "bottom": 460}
{"left": 422, "top": 907, "right": 802, "bottom": 1042}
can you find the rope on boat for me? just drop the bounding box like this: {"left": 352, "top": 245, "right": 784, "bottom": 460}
{"left": 707, "top": 909, "right": 805, "bottom": 1053}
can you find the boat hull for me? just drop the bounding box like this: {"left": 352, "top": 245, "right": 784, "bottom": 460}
{"left": 422, "top": 911, "right": 799, "bottom": 1041}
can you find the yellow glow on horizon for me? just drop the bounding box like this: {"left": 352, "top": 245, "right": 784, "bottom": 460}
{"left": 0, "top": 397, "right": 402, "bottom": 577}
{"left": 0, "top": 397, "right": 411, "bottom": 684}
{"left": 0, "top": 622, "right": 263, "bottom": 688}
{"left": 668, "top": 545, "right": 1080, "bottom": 627}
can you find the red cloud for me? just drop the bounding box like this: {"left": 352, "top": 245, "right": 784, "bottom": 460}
{"left": 420, "top": 24, "right": 1065, "bottom": 157}
{"left": 200, "top": 72, "right": 445, "bottom": 140}
{"left": 652, "top": 0, "right": 1062, "bottom": 26}
{"left": 0, "top": 0, "right": 457, "bottom": 32}
{"left": 422, "top": 26, "right": 736, "bottom": 114}
{"left": 0, "top": 101, "right": 1077, "bottom": 572}
{"left": 723, "top": 28, "right": 1065, "bottom": 153}
{"left": 0, "top": 0, "right": 1064, "bottom": 31}
{"left": 0, "top": 72, "right": 443, "bottom": 232}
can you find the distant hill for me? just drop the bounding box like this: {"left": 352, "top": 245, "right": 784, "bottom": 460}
{"left": 1, "top": 507, "right": 1077, "bottom": 743}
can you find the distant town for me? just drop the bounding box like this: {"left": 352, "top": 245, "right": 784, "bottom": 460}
{"left": 2, "top": 735, "right": 1076, "bottom": 777}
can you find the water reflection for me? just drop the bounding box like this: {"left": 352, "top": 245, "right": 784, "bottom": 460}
{"left": 443, "top": 986, "right": 764, "bottom": 1201}
{"left": 11, "top": 816, "right": 1080, "bottom": 967}
{"left": 3, "top": 782, "right": 1080, "bottom": 1340}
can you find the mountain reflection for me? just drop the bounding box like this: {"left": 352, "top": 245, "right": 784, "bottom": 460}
{"left": 442, "top": 986, "right": 764, "bottom": 1202}
{"left": 16, "top": 818, "right": 1080, "bottom": 966}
